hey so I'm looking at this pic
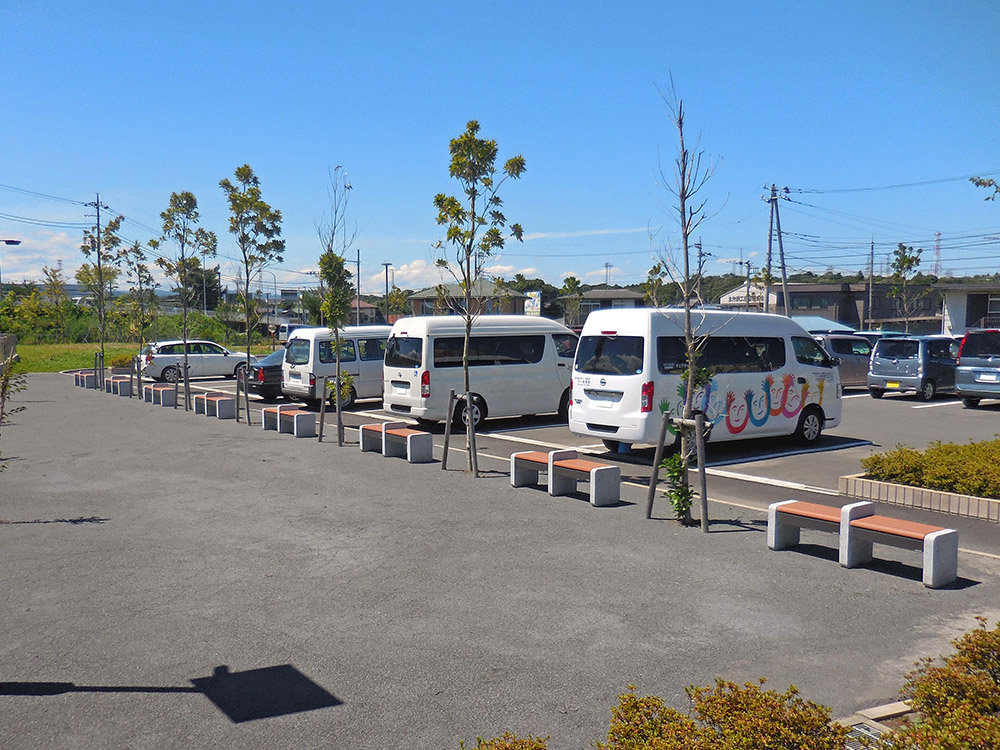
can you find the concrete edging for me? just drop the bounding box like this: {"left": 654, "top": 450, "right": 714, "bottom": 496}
{"left": 839, "top": 474, "right": 1000, "bottom": 524}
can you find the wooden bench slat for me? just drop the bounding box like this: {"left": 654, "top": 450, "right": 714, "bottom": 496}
{"left": 850, "top": 515, "right": 943, "bottom": 541}
{"left": 553, "top": 458, "right": 612, "bottom": 473}
{"left": 514, "top": 451, "right": 549, "bottom": 464}
{"left": 776, "top": 501, "right": 841, "bottom": 524}
{"left": 279, "top": 410, "right": 310, "bottom": 417}
{"left": 361, "top": 424, "right": 382, "bottom": 431}
{"left": 385, "top": 428, "right": 426, "bottom": 438}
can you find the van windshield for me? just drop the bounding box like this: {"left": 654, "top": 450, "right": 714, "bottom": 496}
{"left": 285, "top": 339, "right": 310, "bottom": 365}
{"left": 962, "top": 331, "right": 1000, "bottom": 357}
{"left": 385, "top": 336, "right": 423, "bottom": 368}
{"left": 576, "top": 335, "right": 644, "bottom": 375}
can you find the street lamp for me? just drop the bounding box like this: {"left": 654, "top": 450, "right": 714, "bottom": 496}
{"left": 0, "top": 239, "right": 22, "bottom": 294}
{"left": 382, "top": 262, "right": 392, "bottom": 322}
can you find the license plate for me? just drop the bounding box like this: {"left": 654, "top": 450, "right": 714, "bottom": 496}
{"left": 887, "top": 381, "right": 900, "bottom": 388}
{"left": 978, "top": 373, "right": 998, "bottom": 383}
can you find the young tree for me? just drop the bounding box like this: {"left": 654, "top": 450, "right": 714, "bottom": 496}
{"left": 889, "top": 243, "right": 923, "bottom": 333}
{"left": 317, "top": 165, "right": 358, "bottom": 446}
{"left": 153, "top": 192, "right": 217, "bottom": 394}
{"left": 41, "top": 262, "right": 71, "bottom": 343}
{"left": 79, "top": 214, "right": 124, "bottom": 360}
{"left": 650, "top": 80, "right": 717, "bottom": 525}
{"left": 433, "top": 120, "right": 526, "bottom": 474}
{"left": 560, "top": 275, "right": 583, "bottom": 327}
{"left": 117, "top": 241, "right": 158, "bottom": 347}
{"left": 219, "top": 165, "right": 285, "bottom": 369}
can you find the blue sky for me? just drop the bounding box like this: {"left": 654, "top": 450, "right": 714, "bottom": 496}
{"left": 2, "top": 1, "right": 999, "bottom": 296}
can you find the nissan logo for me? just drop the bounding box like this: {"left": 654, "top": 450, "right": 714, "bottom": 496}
{"left": 599, "top": 378, "right": 607, "bottom": 386}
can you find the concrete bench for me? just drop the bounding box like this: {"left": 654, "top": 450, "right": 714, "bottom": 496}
{"left": 510, "top": 449, "right": 620, "bottom": 507}
{"left": 205, "top": 394, "right": 236, "bottom": 420}
{"left": 193, "top": 393, "right": 208, "bottom": 414}
{"left": 360, "top": 422, "right": 433, "bottom": 463}
{"left": 74, "top": 371, "right": 96, "bottom": 388}
{"left": 767, "top": 500, "right": 874, "bottom": 553}
{"left": 110, "top": 377, "right": 132, "bottom": 397}
{"left": 262, "top": 405, "right": 316, "bottom": 437}
{"left": 144, "top": 384, "right": 176, "bottom": 407}
{"left": 844, "top": 514, "right": 959, "bottom": 589}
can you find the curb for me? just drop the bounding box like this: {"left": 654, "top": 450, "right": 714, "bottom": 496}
{"left": 840, "top": 473, "right": 1000, "bottom": 524}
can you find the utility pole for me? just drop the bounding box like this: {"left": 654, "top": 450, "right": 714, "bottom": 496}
{"left": 867, "top": 239, "right": 874, "bottom": 330}
{"left": 738, "top": 260, "right": 753, "bottom": 311}
{"left": 382, "top": 262, "right": 392, "bottom": 323}
{"left": 764, "top": 192, "right": 775, "bottom": 313}
{"left": 695, "top": 239, "right": 710, "bottom": 301}
{"left": 85, "top": 193, "right": 110, "bottom": 361}
{"left": 763, "top": 185, "right": 791, "bottom": 316}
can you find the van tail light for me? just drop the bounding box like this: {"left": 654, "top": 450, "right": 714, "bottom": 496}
{"left": 640, "top": 381, "right": 654, "bottom": 412}
{"left": 257, "top": 368, "right": 265, "bottom": 382}
{"left": 420, "top": 370, "right": 430, "bottom": 398}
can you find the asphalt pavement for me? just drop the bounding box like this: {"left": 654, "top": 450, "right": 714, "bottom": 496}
{"left": 2, "top": 374, "right": 999, "bottom": 748}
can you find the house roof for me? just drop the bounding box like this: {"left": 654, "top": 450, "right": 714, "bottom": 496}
{"left": 556, "top": 288, "right": 645, "bottom": 301}
{"left": 408, "top": 280, "right": 527, "bottom": 300}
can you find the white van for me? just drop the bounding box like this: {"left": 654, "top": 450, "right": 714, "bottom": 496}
{"left": 383, "top": 315, "right": 578, "bottom": 427}
{"left": 569, "top": 308, "right": 842, "bottom": 451}
{"left": 282, "top": 325, "right": 392, "bottom": 407}
{"left": 277, "top": 323, "right": 302, "bottom": 343}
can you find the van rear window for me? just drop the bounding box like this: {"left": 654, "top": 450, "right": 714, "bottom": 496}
{"left": 576, "top": 336, "right": 644, "bottom": 375}
{"left": 961, "top": 331, "right": 1000, "bottom": 357}
{"left": 385, "top": 336, "right": 423, "bottom": 368}
{"left": 285, "top": 339, "right": 310, "bottom": 365}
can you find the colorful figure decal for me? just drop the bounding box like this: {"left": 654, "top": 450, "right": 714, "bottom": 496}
{"left": 662, "top": 372, "right": 824, "bottom": 435}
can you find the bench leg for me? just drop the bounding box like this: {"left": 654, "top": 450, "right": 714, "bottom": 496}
{"left": 263, "top": 412, "right": 277, "bottom": 430}
{"left": 215, "top": 400, "right": 236, "bottom": 420}
{"left": 159, "top": 391, "right": 176, "bottom": 407}
{"left": 360, "top": 426, "right": 382, "bottom": 452}
{"left": 767, "top": 501, "right": 800, "bottom": 550}
{"left": 549, "top": 470, "right": 576, "bottom": 497}
{"left": 383, "top": 435, "right": 405, "bottom": 458}
{"left": 589, "top": 466, "right": 620, "bottom": 507}
{"left": 838, "top": 502, "right": 875, "bottom": 567}
{"left": 924, "top": 529, "right": 959, "bottom": 588}
{"left": 510, "top": 454, "right": 541, "bottom": 487}
{"left": 406, "top": 433, "right": 433, "bottom": 463}
{"left": 294, "top": 414, "right": 316, "bottom": 438}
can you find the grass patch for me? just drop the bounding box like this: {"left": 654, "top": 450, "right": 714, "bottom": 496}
{"left": 16, "top": 343, "right": 274, "bottom": 373}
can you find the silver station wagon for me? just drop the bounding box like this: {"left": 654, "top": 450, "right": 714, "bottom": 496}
{"left": 141, "top": 340, "right": 255, "bottom": 382}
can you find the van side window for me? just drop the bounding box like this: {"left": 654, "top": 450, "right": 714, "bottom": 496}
{"left": 285, "top": 339, "right": 310, "bottom": 365}
{"left": 433, "top": 335, "right": 545, "bottom": 367}
{"left": 319, "top": 340, "right": 357, "bottom": 364}
{"left": 552, "top": 333, "right": 578, "bottom": 359}
{"left": 358, "top": 338, "right": 387, "bottom": 361}
{"left": 792, "top": 336, "right": 833, "bottom": 368}
{"left": 658, "top": 336, "right": 785, "bottom": 374}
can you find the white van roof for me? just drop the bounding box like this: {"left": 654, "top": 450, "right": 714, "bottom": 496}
{"left": 288, "top": 325, "right": 392, "bottom": 340}
{"left": 581, "top": 307, "right": 811, "bottom": 337}
{"left": 389, "top": 315, "right": 573, "bottom": 336}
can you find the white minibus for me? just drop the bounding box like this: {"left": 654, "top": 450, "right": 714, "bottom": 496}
{"left": 282, "top": 325, "right": 392, "bottom": 407}
{"left": 383, "top": 315, "right": 578, "bottom": 427}
{"left": 568, "top": 308, "right": 842, "bottom": 451}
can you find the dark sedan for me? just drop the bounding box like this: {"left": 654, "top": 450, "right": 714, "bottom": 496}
{"left": 248, "top": 348, "right": 285, "bottom": 400}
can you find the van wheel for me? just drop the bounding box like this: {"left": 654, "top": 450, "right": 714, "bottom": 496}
{"left": 557, "top": 389, "right": 571, "bottom": 421}
{"left": 793, "top": 406, "right": 823, "bottom": 445}
{"left": 331, "top": 386, "right": 356, "bottom": 409}
{"left": 917, "top": 380, "right": 936, "bottom": 401}
{"left": 963, "top": 396, "right": 981, "bottom": 409}
{"left": 868, "top": 387, "right": 883, "bottom": 399}
{"left": 454, "top": 396, "right": 486, "bottom": 429}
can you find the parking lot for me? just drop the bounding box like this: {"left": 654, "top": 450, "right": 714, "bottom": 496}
{"left": 2, "top": 374, "right": 999, "bottom": 748}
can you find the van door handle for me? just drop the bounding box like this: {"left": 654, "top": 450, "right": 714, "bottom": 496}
{"left": 557, "top": 363, "right": 568, "bottom": 368}
{"left": 797, "top": 377, "right": 807, "bottom": 384}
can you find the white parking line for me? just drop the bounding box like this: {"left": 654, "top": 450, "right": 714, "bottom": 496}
{"left": 912, "top": 400, "right": 962, "bottom": 409}
{"left": 843, "top": 393, "right": 871, "bottom": 399}
{"left": 704, "top": 468, "right": 840, "bottom": 496}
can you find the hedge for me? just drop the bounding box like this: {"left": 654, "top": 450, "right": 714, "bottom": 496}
{"left": 861, "top": 438, "right": 1000, "bottom": 500}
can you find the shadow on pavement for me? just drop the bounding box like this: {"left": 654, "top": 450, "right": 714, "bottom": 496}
{"left": 0, "top": 664, "right": 342, "bottom": 724}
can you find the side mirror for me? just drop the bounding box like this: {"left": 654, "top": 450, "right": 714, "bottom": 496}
{"left": 830, "top": 356, "right": 841, "bottom": 366}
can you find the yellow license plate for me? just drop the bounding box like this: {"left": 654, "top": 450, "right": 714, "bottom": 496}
{"left": 887, "top": 381, "right": 900, "bottom": 388}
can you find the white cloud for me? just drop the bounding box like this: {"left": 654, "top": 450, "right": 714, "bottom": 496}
{"left": 585, "top": 266, "right": 620, "bottom": 280}
{"left": 366, "top": 258, "right": 451, "bottom": 293}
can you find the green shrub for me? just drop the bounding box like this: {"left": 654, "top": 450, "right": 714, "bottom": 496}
{"left": 459, "top": 731, "right": 548, "bottom": 749}
{"left": 860, "top": 439, "right": 1000, "bottom": 499}
{"left": 873, "top": 617, "right": 1000, "bottom": 748}
{"left": 596, "top": 681, "right": 848, "bottom": 750}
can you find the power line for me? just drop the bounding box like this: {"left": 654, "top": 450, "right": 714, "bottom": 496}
{"left": 787, "top": 169, "right": 1000, "bottom": 195}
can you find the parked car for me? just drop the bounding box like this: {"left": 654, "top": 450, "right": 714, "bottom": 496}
{"left": 248, "top": 348, "right": 286, "bottom": 400}
{"left": 852, "top": 330, "right": 905, "bottom": 346}
{"left": 140, "top": 340, "right": 255, "bottom": 382}
{"left": 955, "top": 329, "right": 1000, "bottom": 408}
{"left": 812, "top": 333, "right": 872, "bottom": 388}
{"left": 866, "top": 335, "right": 960, "bottom": 400}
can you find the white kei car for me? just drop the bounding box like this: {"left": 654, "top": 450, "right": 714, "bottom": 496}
{"left": 140, "top": 340, "right": 256, "bottom": 382}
